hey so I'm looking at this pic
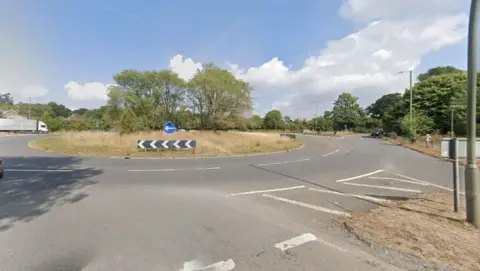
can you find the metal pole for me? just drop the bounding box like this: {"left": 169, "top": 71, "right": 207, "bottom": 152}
{"left": 28, "top": 96, "right": 31, "bottom": 120}
{"left": 409, "top": 70, "right": 413, "bottom": 121}
{"left": 465, "top": 0, "right": 480, "bottom": 226}
{"left": 451, "top": 108, "right": 454, "bottom": 137}
{"left": 453, "top": 138, "right": 460, "bottom": 212}
{"left": 315, "top": 103, "right": 318, "bottom": 132}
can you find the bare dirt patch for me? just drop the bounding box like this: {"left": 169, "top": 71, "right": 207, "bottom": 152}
{"left": 341, "top": 193, "right": 480, "bottom": 271}
{"left": 28, "top": 131, "right": 304, "bottom": 157}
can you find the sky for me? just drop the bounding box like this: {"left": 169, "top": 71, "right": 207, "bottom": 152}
{"left": 0, "top": 0, "right": 474, "bottom": 118}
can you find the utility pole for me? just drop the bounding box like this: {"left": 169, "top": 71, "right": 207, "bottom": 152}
{"left": 409, "top": 70, "right": 413, "bottom": 121}
{"left": 466, "top": 0, "right": 480, "bottom": 226}
{"left": 28, "top": 96, "right": 31, "bottom": 120}
{"left": 315, "top": 103, "right": 318, "bottom": 132}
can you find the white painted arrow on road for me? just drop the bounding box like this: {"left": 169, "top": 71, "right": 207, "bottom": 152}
{"left": 150, "top": 140, "right": 157, "bottom": 149}
{"left": 162, "top": 140, "right": 169, "bottom": 148}
{"left": 173, "top": 140, "right": 180, "bottom": 148}
{"left": 137, "top": 140, "right": 145, "bottom": 148}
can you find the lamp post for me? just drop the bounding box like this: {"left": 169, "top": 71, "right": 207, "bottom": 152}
{"left": 465, "top": 0, "right": 480, "bottom": 226}
{"left": 398, "top": 70, "right": 413, "bottom": 121}
{"left": 28, "top": 96, "right": 31, "bottom": 120}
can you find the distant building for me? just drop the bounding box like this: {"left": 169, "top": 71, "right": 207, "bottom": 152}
{"left": 0, "top": 109, "right": 27, "bottom": 120}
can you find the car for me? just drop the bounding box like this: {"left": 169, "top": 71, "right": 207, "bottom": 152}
{"left": 0, "top": 159, "right": 3, "bottom": 179}
{"left": 371, "top": 130, "right": 384, "bottom": 137}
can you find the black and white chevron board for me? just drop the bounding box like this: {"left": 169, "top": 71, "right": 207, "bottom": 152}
{"left": 137, "top": 140, "right": 196, "bottom": 149}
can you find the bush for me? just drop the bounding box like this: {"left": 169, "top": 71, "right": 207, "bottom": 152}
{"left": 120, "top": 108, "right": 139, "bottom": 135}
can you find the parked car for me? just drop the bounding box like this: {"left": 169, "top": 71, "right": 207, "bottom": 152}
{"left": 0, "top": 159, "right": 4, "bottom": 179}
{"left": 370, "top": 130, "right": 384, "bottom": 137}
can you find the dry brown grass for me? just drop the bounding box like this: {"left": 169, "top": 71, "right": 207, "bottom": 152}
{"left": 29, "top": 131, "right": 304, "bottom": 157}
{"left": 344, "top": 193, "right": 480, "bottom": 271}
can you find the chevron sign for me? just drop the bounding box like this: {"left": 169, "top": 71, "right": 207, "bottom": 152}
{"left": 137, "top": 140, "right": 196, "bottom": 149}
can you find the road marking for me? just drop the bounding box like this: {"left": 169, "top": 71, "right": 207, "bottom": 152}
{"left": 275, "top": 233, "right": 317, "bottom": 251}
{"left": 180, "top": 259, "right": 235, "bottom": 271}
{"left": 229, "top": 185, "right": 305, "bottom": 196}
{"left": 5, "top": 169, "right": 73, "bottom": 172}
{"left": 262, "top": 194, "right": 351, "bottom": 217}
{"left": 342, "top": 182, "right": 421, "bottom": 193}
{"left": 360, "top": 137, "right": 364, "bottom": 140}
{"left": 322, "top": 149, "right": 339, "bottom": 157}
{"left": 127, "top": 167, "right": 220, "bottom": 172}
{"left": 368, "top": 176, "right": 429, "bottom": 186}
{"left": 308, "top": 188, "right": 390, "bottom": 203}
{"left": 393, "top": 173, "right": 464, "bottom": 194}
{"left": 335, "top": 169, "right": 384, "bottom": 183}
{"left": 257, "top": 158, "right": 309, "bottom": 166}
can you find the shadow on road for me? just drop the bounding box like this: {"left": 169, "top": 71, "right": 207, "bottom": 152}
{"left": 0, "top": 156, "right": 103, "bottom": 231}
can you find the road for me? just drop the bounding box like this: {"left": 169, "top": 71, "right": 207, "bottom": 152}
{"left": 0, "top": 133, "right": 459, "bottom": 270}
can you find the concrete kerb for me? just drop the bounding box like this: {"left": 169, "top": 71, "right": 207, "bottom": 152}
{"left": 109, "top": 143, "right": 306, "bottom": 160}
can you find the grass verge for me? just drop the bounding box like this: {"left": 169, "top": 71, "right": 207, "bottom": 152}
{"left": 340, "top": 193, "right": 479, "bottom": 271}
{"left": 28, "top": 131, "right": 304, "bottom": 157}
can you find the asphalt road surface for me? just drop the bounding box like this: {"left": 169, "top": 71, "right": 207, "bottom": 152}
{"left": 0, "top": 133, "right": 460, "bottom": 271}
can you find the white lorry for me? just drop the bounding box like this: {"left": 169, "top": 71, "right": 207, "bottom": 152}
{"left": 0, "top": 119, "right": 48, "bottom": 133}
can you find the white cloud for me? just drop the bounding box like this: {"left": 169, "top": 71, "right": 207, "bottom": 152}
{"left": 65, "top": 81, "right": 112, "bottom": 101}
{"left": 226, "top": 0, "right": 469, "bottom": 117}
{"left": 169, "top": 54, "right": 203, "bottom": 81}
{"left": 0, "top": 84, "right": 49, "bottom": 103}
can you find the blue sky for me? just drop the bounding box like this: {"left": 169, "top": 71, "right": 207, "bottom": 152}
{"left": 0, "top": 0, "right": 473, "bottom": 118}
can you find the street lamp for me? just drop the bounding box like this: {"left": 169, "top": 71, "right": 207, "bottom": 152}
{"left": 465, "top": 0, "right": 479, "bottom": 226}
{"left": 398, "top": 70, "right": 414, "bottom": 121}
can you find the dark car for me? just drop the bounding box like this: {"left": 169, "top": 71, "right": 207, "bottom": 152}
{"left": 371, "top": 130, "right": 384, "bottom": 137}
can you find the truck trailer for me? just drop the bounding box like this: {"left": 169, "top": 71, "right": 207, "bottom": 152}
{"left": 0, "top": 119, "right": 48, "bottom": 133}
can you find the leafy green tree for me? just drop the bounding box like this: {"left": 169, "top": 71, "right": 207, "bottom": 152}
{"left": 401, "top": 112, "right": 435, "bottom": 141}
{"left": 331, "top": 93, "right": 365, "bottom": 131}
{"left": 120, "top": 108, "right": 138, "bottom": 135}
{"left": 263, "top": 110, "right": 282, "bottom": 130}
{"left": 417, "top": 66, "right": 463, "bottom": 82}
{"left": 188, "top": 63, "right": 252, "bottom": 130}
{"left": 0, "top": 93, "right": 14, "bottom": 105}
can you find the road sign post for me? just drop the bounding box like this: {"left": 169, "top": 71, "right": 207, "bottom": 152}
{"left": 453, "top": 138, "right": 460, "bottom": 212}
{"left": 441, "top": 137, "right": 480, "bottom": 212}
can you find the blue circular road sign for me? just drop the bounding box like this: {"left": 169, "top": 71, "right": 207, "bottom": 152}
{"left": 163, "top": 121, "right": 176, "bottom": 134}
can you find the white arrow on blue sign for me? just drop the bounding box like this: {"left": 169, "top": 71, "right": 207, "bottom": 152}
{"left": 163, "top": 121, "right": 177, "bottom": 134}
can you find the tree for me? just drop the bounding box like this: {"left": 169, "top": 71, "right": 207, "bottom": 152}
{"left": 187, "top": 63, "right": 252, "bottom": 130}
{"left": 120, "top": 108, "right": 138, "bottom": 134}
{"left": 0, "top": 93, "right": 14, "bottom": 105}
{"left": 366, "top": 93, "right": 403, "bottom": 120}
{"left": 263, "top": 110, "right": 282, "bottom": 130}
{"left": 47, "top": 102, "right": 72, "bottom": 118}
{"left": 417, "top": 66, "right": 463, "bottom": 82}
{"left": 401, "top": 112, "right": 435, "bottom": 141}
{"left": 331, "top": 93, "right": 365, "bottom": 131}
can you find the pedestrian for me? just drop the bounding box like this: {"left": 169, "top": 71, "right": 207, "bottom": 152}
{"left": 425, "top": 134, "right": 432, "bottom": 147}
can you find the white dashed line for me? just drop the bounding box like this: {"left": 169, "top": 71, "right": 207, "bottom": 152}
{"left": 275, "top": 233, "right": 317, "bottom": 251}
{"left": 262, "top": 194, "right": 351, "bottom": 217}
{"left": 342, "top": 182, "right": 421, "bottom": 193}
{"left": 322, "top": 149, "right": 339, "bottom": 157}
{"left": 335, "top": 169, "right": 384, "bottom": 183}
{"left": 180, "top": 259, "right": 235, "bottom": 271}
{"left": 256, "top": 158, "right": 309, "bottom": 166}
{"left": 5, "top": 169, "right": 73, "bottom": 172}
{"left": 229, "top": 185, "right": 305, "bottom": 196}
{"left": 127, "top": 167, "right": 220, "bottom": 172}
{"left": 368, "top": 176, "right": 429, "bottom": 186}
{"left": 308, "top": 188, "right": 390, "bottom": 203}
